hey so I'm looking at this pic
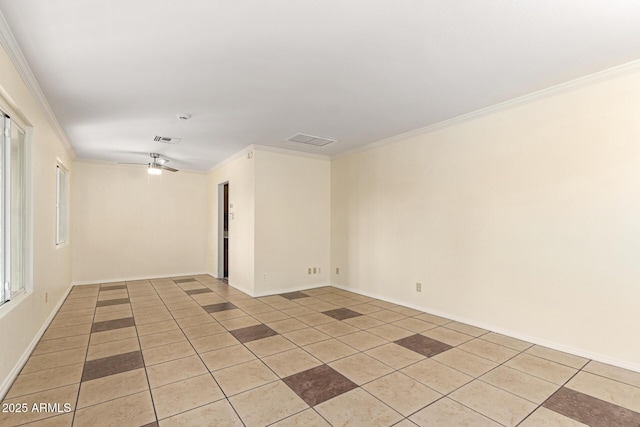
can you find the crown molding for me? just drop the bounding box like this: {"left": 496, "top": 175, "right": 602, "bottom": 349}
{"left": 207, "top": 144, "right": 330, "bottom": 174}
{"left": 252, "top": 144, "right": 330, "bottom": 161}
{"left": 0, "top": 9, "right": 75, "bottom": 157}
{"left": 207, "top": 145, "right": 256, "bottom": 174}
{"left": 334, "top": 58, "right": 640, "bottom": 159}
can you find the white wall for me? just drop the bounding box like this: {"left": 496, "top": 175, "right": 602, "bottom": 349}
{"left": 208, "top": 148, "right": 256, "bottom": 294}
{"left": 0, "top": 44, "right": 73, "bottom": 396}
{"left": 254, "top": 149, "right": 330, "bottom": 295}
{"left": 71, "top": 162, "right": 208, "bottom": 283}
{"left": 207, "top": 147, "right": 330, "bottom": 296}
{"left": 331, "top": 68, "right": 640, "bottom": 371}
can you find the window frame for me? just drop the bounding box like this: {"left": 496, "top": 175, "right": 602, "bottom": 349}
{"left": 0, "top": 104, "right": 32, "bottom": 308}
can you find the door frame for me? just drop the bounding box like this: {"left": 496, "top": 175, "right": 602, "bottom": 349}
{"left": 217, "top": 180, "right": 229, "bottom": 279}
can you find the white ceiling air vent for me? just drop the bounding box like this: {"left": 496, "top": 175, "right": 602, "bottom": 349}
{"left": 286, "top": 133, "right": 336, "bottom": 147}
{"left": 154, "top": 135, "right": 182, "bottom": 144}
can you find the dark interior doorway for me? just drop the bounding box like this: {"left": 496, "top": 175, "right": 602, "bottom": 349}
{"left": 223, "top": 182, "right": 229, "bottom": 279}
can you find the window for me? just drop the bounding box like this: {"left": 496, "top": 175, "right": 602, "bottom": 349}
{"left": 1, "top": 110, "right": 27, "bottom": 306}
{"left": 56, "top": 164, "right": 68, "bottom": 245}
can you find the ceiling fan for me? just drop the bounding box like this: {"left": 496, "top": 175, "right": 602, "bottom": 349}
{"left": 120, "top": 153, "right": 178, "bottom": 175}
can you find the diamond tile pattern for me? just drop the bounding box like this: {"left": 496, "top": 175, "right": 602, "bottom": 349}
{"left": 202, "top": 302, "right": 238, "bottom": 313}
{"left": 90, "top": 317, "right": 135, "bottom": 333}
{"left": 280, "top": 291, "right": 311, "bottom": 300}
{"left": 81, "top": 351, "right": 144, "bottom": 382}
{"left": 322, "top": 307, "right": 363, "bottom": 320}
{"left": 2, "top": 275, "right": 638, "bottom": 427}
{"left": 395, "top": 333, "right": 452, "bottom": 357}
{"left": 95, "top": 298, "right": 130, "bottom": 307}
{"left": 229, "top": 324, "right": 279, "bottom": 343}
{"left": 543, "top": 387, "right": 640, "bottom": 427}
{"left": 185, "top": 288, "right": 213, "bottom": 295}
{"left": 283, "top": 364, "right": 358, "bottom": 406}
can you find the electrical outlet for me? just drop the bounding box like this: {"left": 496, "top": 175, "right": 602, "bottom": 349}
{"left": 308, "top": 268, "right": 312, "bottom": 275}
{"left": 45, "top": 292, "right": 48, "bottom": 303}
{"left": 313, "top": 267, "right": 317, "bottom": 274}
{"left": 336, "top": 267, "right": 340, "bottom": 275}
{"left": 263, "top": 274, "right": 267, "bottom": 281}
{"left": 416, "top": 282, "right": 422, "bottom": 292}
{"left": 318, "top": 267, "right": 321, "bottom": 274}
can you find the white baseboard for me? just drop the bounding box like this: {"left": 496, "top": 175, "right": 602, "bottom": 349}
{"left": 331, "top": 283, "right": 640, "bottom": 374}
{"left": 252, "top": 282, "right": 331, "bottom": 298}
{"left": 72, "top": 272, "right": 211, "bottom": 286}
{"left": 0, "top": 284, "right": 73, "bottom": 400}
{"left": 207, "top": 270, "right": 331, "bottom": 298}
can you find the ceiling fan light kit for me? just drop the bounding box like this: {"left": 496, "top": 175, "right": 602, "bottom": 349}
{"left": 119, "top": 153, "right": 178, "bottom": 174}
{"left": 148, "top": 163, "right": 163, "bottom": 175}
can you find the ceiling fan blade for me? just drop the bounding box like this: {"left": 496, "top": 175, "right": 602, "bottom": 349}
{"left": 161, "top": 165, "right": 178, "bottom": 172}
{"left": 118, "top": 162, "right": 148, "bottom": 166}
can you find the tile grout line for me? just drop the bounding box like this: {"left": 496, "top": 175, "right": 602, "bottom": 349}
{"left": 72, "top": 283, "right": 102, "bottom": 426}
{"left": 129, "top": 279, "right": 163, "bottom": 426}
{"left": 10, "top": 278, "right": 639, "bottom": 427}
{"left": 148, "top": 277, "right": 248, "bottom": 425}
{"left": 514, "top": 365, "right": 588, "bottom": 426}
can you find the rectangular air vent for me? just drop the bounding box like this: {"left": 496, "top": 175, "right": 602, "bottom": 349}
{"left": 154, "top": 135, "right": 181, "bottom": 144}
{"left": 286, "top": 133, "right": 336, "bottom": 147}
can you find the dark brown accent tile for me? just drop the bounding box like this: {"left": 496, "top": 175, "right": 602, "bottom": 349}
{"left": 202, "top": 302, "right": 238, "bottom": 313}
{"left": 229, "top": 324, "right": 278, "bottom": 343}
{"left": 100, "top": 284, "right": 127, "bottom": 290}
{"left": 543, "top": 387, "right": 640, "bottom": 427}
{"left": 283, "top": 364, "right": 358, "bottom": 406}
{"left": 394, "top": 334, "right": 452, "bottom": 358}
{"left": 280, "top": 291, "right": 310, "bottom": 300}
{"left": 81, "top": 351, "right": 144, "bottom": 382}
{"left": 96, "top": 298, "right": 130, "bottom": 307}
{"left": 174, "top": 278, "right": 196, "bottom": 284}
{"left": 322, "top": 308, "right": 363, "bottom": 321}
{"left": 185, "top": 288, "right": 213, "bottom": 296}
{"left": 91, "top": 317, "right": 135, "bottom": 333}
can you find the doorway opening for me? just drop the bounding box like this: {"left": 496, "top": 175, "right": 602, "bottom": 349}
{"left": 217, "top": 181, "right": 229, "bottom": 280}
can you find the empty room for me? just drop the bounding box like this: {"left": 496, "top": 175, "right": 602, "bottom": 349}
{"left": 0, "top": 1, "right": 639, "bottom": 426}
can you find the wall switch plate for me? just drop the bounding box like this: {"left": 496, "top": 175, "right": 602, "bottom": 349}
{"left": 416, "top": 282, "right": 422, "bottom": 292}
{"left": 308, "top": 268, "right": 312, "bottom": 274}
{"left": 336, "top": 267, "right": 340, "bottom": 275}
{"left": 263, "top": 274, "right": 267, "bottom": 281}
{"left": 313, "top": 267, "right": 317, "bottom": 274}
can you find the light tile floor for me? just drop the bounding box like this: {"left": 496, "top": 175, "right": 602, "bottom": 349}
{"left": 1, "top": 275, "right": 639, "bottom": 426}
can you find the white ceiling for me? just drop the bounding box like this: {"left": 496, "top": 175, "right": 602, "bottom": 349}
{"left": 1, "top": 1, "right": 640, "bottom": 171}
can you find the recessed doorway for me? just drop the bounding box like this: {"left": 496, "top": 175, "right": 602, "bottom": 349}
{"left": 218, "top": 181, "right": 229, "bottom": 280}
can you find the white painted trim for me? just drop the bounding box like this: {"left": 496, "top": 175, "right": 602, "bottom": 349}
{"left": 207, "top": 145, "right": 256, "bottom": 174}
{"left": 252, "top": 145, "right": 330, "bottom": 161}
{"left": 207, "top": 144, "right": 330, "bottom": 174}
{"left": 252, "top": 282, "right": 331, "bottom": 298}
{"left": 334, "top": 58, "right": 640, "bottom": 159}
{"left": 217, "top": 273, "right": 331, "bottom": 298}
{"left": 226, "top": 280, "right": 254, "bottom": 297}
{"left": 72, "top": 272, "right": 210, "bottom": 286}
{"left": 331, "top": 283, "right": 640, "bottom": 374}
{"left": 0, "top": 284, "right": 73, "bottom": 400}
{"left": 0, "top": 289, "right": 28, "bottom": 321}
{"left": 0, "top": 10, "right": 75, "bottom": 157}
